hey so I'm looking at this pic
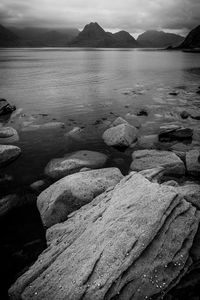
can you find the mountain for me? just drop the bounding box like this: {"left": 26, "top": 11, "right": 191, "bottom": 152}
{"left": 10, "top": 27, "right": 79, "bottom": 46}
{"left": 70, "top": 22, "right": 138, "bottom": 48}
{"left": 0, "top": 24, "right": 21, "bottom": 47}
{"left": 137, "top": 30, "right": 184, "bottom": 48}
{"left": 178, "top": 25, "right": 200, "bottom": 49}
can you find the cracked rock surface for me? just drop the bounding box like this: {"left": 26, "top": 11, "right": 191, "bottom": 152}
{"left": 9, "top": 172, "right": 200, "bottom": 300}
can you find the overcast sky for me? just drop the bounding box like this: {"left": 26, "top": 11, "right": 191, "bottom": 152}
{"left": 0, "top": 0, "right": 200, "bottom": 36}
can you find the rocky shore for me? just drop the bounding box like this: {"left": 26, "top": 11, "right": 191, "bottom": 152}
{"left": 1, "top": 94, "right": 200, "bottom": 299}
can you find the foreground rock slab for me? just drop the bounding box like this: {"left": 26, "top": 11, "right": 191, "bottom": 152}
{"left": 9, "top": 172, "right": 200, "bottom": 300}
{"left": 130, "top": 149, "right": 185, "bottom": 175}
{"left": 38, "top": 167, "right": 123, "bottom": 228}
{"left": 0, "top": 145, "right": 21, "bottom": 167}
{"left": 103, "top": 123, "right": 137, "bottom": 147}
{"left": 45, "top": 150, "right": 108, "bottom": 180}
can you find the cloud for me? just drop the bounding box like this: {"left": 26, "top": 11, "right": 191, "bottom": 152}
{"left": 0, "top": 0, "right": 199, "bottom": 34}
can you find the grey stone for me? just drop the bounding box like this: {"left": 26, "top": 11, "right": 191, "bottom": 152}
{"left": 0, "top": 98, "right": 16, "bottom": 116}
{"left": 45, "top": 150, "right": 108, "bottom": 180}
{"left": 130, "top": 150, "right": 185, "bottom": 175}
{"left": 0, "top": 127, "right": 18, "bottom": 138}
{"left": 38, "top": 167, "right": 123, "bottom": 228}
{"left": 0, "top": 145, "right": 21, "bottom": 167}
{"left": 9, "top": 172, "right": 200, "bottom": 300}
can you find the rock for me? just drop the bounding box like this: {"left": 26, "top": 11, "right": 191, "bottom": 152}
{"left": 9, "top": 172, "right": 200, "bottom": 300}
{"left": 159, "top": 127, "right": 193, "bottom": 142}
{"left": 111, "top": 117, "right": 129, "bottom": 127}
{"left": 169, "top": 91, "right": 179, "bottom": 96}
{"left": 139, "top": 167, "right": 165, "bottom": 183}
{"left": 37, "top": 167, "right": 123, "bottom": 228}
{"left": 124, "top": 113, "right": 141, "bottom": 128}
{"left": 22, "top": 122, "right": 65, "bottom": 131}
{"left": 0, "top": 127, "right": 18, "bottom": 138}
{"left": 0, "top": 98, "right": 16, "bottom": 116}
{"left": 186, "top": 150, "right": 200, "bottom": 177}
{"left": 162, "top": 180, "right": 179, "bottom": 187}
{"left": 137, "top": 134, "right": 158, "bottom": 149}
{"left": 45, "top": 150, "right": 108, "bottom": 180}
{"left": 79, "top": 167, "right": 91, "bottom": 172}
{"left": 102, "top": 124, "right": 137, "bottom": 147}
{"left": 65, "top": 127, "right": 84, "bottom": 141}
{"left": 0, "top": 145, "right": 21, "bottom": 167}
{"left": 176, "top": 183, "right": 200, "bottom": 209}
{"left": 0, "top": 194, "right": 36, "bottom": 217}
{"left": 136, "top": 109, "right": 148, "bottom": 116}
{"left": 130, "top": 150, "right": 185, "bottom": 175}
{"left": 30, "top": 180, "right": 51, "bottom": 194}
{"left": 180, "top": 111, "right": 190, "bottom": 119}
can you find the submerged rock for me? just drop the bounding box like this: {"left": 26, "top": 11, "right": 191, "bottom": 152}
{"left": 0, "top": 98, "right": 16, "bottom": 116}
{"left": 159, "top": 126, "right": 193, "bottom": 142}
{"left": 102, "top": 123, "right": 137, "bottom": 147}
{"left": 37, "top": 167, "right": 123, "bottom": 228}
{"left": 0, "top": 145, "right": 21, "bottom": 167}
{"left": 45, "top": 150, "right": 108, "bottom": 180}
{"left": 137, "top": 134, "right": 158, "bottom": 149}
{"left": 130, "top": 149, "right": 185, "bottom": 175}
{"left": 22, "top": 122, "right": 65, "bottom": 131}
{"left": 9, "top": 172, "right": 200, "bottom": 300}
{"left": 0, "top": 127, "right": 18, "bottom": 138}
{"left": 30, "top": 179, "right": 51, "bottom": 194}
{"left": 186, "top": 150, "right": 200, "bottom": 177}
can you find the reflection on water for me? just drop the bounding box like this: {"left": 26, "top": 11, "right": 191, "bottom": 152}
{"left": 0, "top": 48, "right": 200, "bottom": 189}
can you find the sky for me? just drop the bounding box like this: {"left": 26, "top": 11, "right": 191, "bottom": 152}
{"left": 0, "top": 0, "right": 200, "bottom": 36}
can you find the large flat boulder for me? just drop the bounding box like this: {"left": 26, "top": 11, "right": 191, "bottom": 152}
{"left": 0, "top": 145, "right": 21, "bottom": 167}
{"left": 9, "top": 172, "right": 200, "bottom": 300}
{"left": 102, "top": 123, "right": 137, "bottom": 147}
{"left": 0, "top": 98, "right": 16, "bottom": 116}
{"left": 37, "top": 168, "right": 123, "bottom": 228}
{"left": 45, "top": 150, "right": 108, "bottom": 180}
{"left": 186, "top": 150, "right": 200, "bottom": 177}
{"left": 130, "top": 149, "right": 185, "bottom": 175}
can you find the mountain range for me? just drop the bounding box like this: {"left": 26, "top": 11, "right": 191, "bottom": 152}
{"left": 0, "top": 22, "right": 200, "bottom": 49}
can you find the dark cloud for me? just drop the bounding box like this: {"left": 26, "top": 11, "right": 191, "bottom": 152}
{"left": 0, "top": 0, "right": 199, "bottom": 35}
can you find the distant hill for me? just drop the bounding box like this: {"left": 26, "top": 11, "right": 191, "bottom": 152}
{"left": 10, "top": 27, "right": 79, "bottom": 47}
{"left": 70, "top": 22, "right": 138, "bottom": 48}
{"left": 137, "top": 30, "right": 184, "bottom": 48}
{"left": 178, "top": 25, "right": 200, "bottom": 49}
{"left": 0, "top": 24, "right": 21, "bottom": 47}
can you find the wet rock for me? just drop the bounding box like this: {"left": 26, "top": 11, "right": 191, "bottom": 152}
{"left": 0, "top": 98, "right": 16, "bottom": 116}
{"left": 9, "top": 172, "right": 200, "bottom": 300}
{"left": 137, "top": 109, "right": 148, "bottom": 116}
{"left": 0, "top": 127, "right": 18, "bottom": 138}
{"left": 159, "top": 126, "right": 193, "bottom": 142}
{"left": 38, "top": 167, "right": 123, "bottom": 228}
{"left": 180, "top": 109, "right": 200, "bottom": 121}
{"left": 0, "top": 145, "right": 21, "bottom": 167}
{"left": 45, "top": 150, "right": 108, "bottom": 180}
{"left": 30, "top": 180, "right": 51, "bottom": 194}
{"left": 130, "top": 149, "right": 185, "bottom": 175}
{"left": 111, "top": 117, "right": 129, "bottom": 127}
{"left": 102, "top": 124, "right": 137, "bottom": 147}
{"left": 169, "top": 92, "right": 179, "bottom": 96}
{"left": 79, "top": 167, "right": 91, "bottom": 172}
{"left": 125, "top": 113, "right": 141, "bottom": 128}
{"left": 65, "top": 127, "right": 84, "bottom": 140}
{"left": 137, "top": 134, "right": 158, "bottom": 149}
{"left": 186, "top": 150, "right": 200, "bottom": 177}
{"left": 180, "top": 111, "right": 190, "bottom": 119}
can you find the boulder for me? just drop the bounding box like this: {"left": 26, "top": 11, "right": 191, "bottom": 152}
{"left": 130, "top": 150, "right": 185, "bottom": 175}
{"left": 159, "top": 126, "right": 193, "bottom": 142}
{"left": 37, "top": 168, "right": 123, "bottom": 228}
{"left": 45, "top": 150, "right": 108, "bottom": 180}
{"left": 0, "top": 127, "right": 18, "bottom": 138}
{"left": 0, "top": 98, "right": 16, "bottom": 116}
{"left": 102, "top": 124, "right": 137, "bottom": 147}
{"left": 186, "top": 150, "right": 200, "bottom": 177}
{"left": 9, "top": 172, "right": 200, "bottom": 300}
{"left": 0, "top": 145, "right": 21, "bottom": 167}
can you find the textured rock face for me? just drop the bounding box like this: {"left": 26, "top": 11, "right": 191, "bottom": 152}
{"left": 186, "top": 150, "right": 200, "bottom": 177}
{"left": 45, "top": 150, "right": 108, "bottom": 180}
{"left": 103, "top": 124, "right": 137, "bottom": 147}
{"left": 37, "top": 168, "right": 123, "bottom": 228}
{"left": 0, "top": 127, "right": 17, "bottom": 138}
{"left": 0, "top": 98, "right": 16, "bottom": 115}
{"left": 0, "top": 145, "right": 21, "bottom": 167}
{"left": 130, "top": 150, "right": 185, "bottom": 175}
{"left": 9, "top": 172, "right": 200, "bottom": 300}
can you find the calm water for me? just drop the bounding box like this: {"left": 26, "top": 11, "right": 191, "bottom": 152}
{"left": 0, "top": 48, "right": 200, "bottom": 189}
